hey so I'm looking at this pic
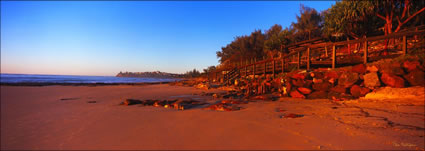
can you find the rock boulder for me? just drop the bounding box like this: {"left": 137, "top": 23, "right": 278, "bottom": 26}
{"left": 351, "top": 64, "right": 366, "bottom": 74}
{"left": 403, "top": 60, "right": 421, "bottom": 72}
{"left": 404, "top": 69, "right": 425, "bottom": 86}
{"left": 363, "top": 72, "right": 381, "bottom": 87}
{"left": 338, "top": 72, "right": 359, "bottom": 88}
{"left": 290, "top": 90, "right": 305, "bottom": 99}
{"left": 350, "top": 85, "right": 371, "bottom": 97}
{"left": 297, "top": 87, "right": 312, "bottom": 94}
{"left": 331, "top": 85, "right": 347, "bottom": 93}
{"left": 366, "top": 65, "right": 379, "bottom": 73}
{"left": 312, "top": 81, "right": 331, "bottom": 91}
{"left": 380, "top": 73, "right": 405, "bottom": 88}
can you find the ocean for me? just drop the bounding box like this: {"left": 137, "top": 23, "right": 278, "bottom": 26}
{"left": 0, "top": 73, "right": 180, "bottom": 84}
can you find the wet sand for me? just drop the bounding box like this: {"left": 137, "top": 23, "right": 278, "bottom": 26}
{"left": 1, "top": 84, "right": 424, "bottom": 150}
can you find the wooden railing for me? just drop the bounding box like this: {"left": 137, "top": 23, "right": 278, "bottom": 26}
{"left": 209, "top": 28, "right": 425, "bottom": 84}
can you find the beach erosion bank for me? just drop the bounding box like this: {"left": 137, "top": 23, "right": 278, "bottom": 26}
{"left": 1, "top": 84, "right": 424, "bottom": 150}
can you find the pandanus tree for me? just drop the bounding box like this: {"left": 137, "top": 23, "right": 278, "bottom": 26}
{"left": 264, "top": 24, "right": 283, "bottom": 58}
{"left": 216, "top": 30, "right": 266, "bottom": 66}
{"left": 291, "top": 5, "right": 323, "bottom": 41}
{"left": 323, "top": 0, "right": 382, "bottom": 40}
{"left": 374, "top": 0, "right": 425, "bottom": 52}
{"left": 264, "top": 24, "right": 295, "bottom": 58}
{"left": 324, "top": 0, "right": 425, "bottom": 53}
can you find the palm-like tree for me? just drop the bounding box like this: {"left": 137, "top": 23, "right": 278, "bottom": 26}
{"left": 292, "top": 5, "right": 322, "bottom": 41}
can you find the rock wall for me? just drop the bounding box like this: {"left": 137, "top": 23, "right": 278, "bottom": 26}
{"left": 235, "top": 55, "right": 425, "bottom": 101}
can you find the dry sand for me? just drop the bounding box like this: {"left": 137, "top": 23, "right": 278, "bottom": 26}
{"left": 1, "top": 84, "right": 424, "bottom": 150}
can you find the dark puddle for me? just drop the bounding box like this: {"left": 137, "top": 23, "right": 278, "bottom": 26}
{"left": 280, "top": 113, "right": 304, "bottom": 118}
{"left": 60, "top": 98, "right": 79, "bottom": 101}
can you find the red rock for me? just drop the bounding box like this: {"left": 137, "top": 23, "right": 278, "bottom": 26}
{"left": 253, "top": 94, "right": 278, "bottom": 101}
{"left": 291, "top": 73, "right": 307, "bottom": 79}
{"left": 325, "top": 71, "right": 340, "bottom": 79}
{"left": 313, "top": 78, "right": 323, "bottom": 83}
{"left": 403, "top": 60, "right": 421, "bottom": 72}
{"left": 307, "top": 91, "right": 328, "bottom": 99}
{"left": 310, "top": 72, "right": 325, "bottom": 79}
{"left": 380, "top": 73, "right": 405, "bottom": 88}
{"left": 403, "top": 69, "right": 425, "bottom": 86}
{"left": 304, "top": 80, "right": 313, "bottom": 88}
{"left": 206, "top": 103, "right": 241, "bottom": 111}
{"left": 123, "top": 99, "right": 142, "bottom": 106}
{"left": 360, "top": 87, "right": 371, "bottom": 96}
{"left": 338, "top": 72, "right": 359, "bottom": 88}
{"left": 290, "top": 90, "right": 305, "bottom": 99}
{"left": 331, "top": 85, "right": 347, "bottom": 93}
{"left": 297, "top": 87, "right": 312, "bottom": 94}
{"left": 363, "top": 72, "right": 381, "bottom": 87}
{"left": 366, "top": 65, "right": 379, "bottom": 72}
{"left": 285, "top": 82, "right": 292, "bottom": 93}
{"left": 328, "top": 78, "right": 336, "bottom": 84}
{"left": 281, "top": 113, "right": 304, "bottom": 118}
{"left": 351, "top": 64, "right": 366, "bottom": 74}
{"left": 292, "top": 79, "right": 304, "bottom": 87}
{"left": 379, "top": 62, "right": 405, "bottom": 76}
{"left": 350, "top": 85, "right": 370, "bottom": 97}
{"left": 328, "top": 92, "right": 354, "bottom": 101}
{"left": 312, "top": 82, "right": 331, "bottom": 91}
{"left": 272, "top": 78, "right": 282, "bottom": 87}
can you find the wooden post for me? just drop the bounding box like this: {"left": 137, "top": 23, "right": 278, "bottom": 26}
{"left": 402, "top": 36, "right": 407, "bottom": 55}
{"left": 364, "top": 40, "right": 368, "bottom": 64}
{"left": 297, "top": 51, "right": 301, "bottom": 69}
{"left": 221, "top": 72, "right": 223, "bottom": 83}
{"left": 245, "top": 60, "right": 248, "bottom": 77}
{"left": 223, "top": 71, "right": 226, "bottom": 84}
{"left": 307, "top": 47, "right": 311, "bottom": 70}
{"left": 332, "top": 45, "right": 336, "bottom": 69}
{"left": 245, "top": 63, "right": 247, "bottom": 78}
{"left": 347, "top": 37, "right": 351, "bottom": 55}
{"left": 272, "top": 60, "right": 275, "bottom": 78}
{"left": 253, "top": 58, "right": 256, "bottom": 78}
{"left": 223, "top": 72, "right": 225, "bottom": 83}
{"left": 325, "top": 45, "right": 328, "bottom": 57}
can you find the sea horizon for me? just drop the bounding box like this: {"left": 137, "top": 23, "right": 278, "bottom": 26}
{"left": 1, "top": 72, "right": 116, "bottom": 77}
{"left": 0, "top": 73, "right": 180, "bottom": 84}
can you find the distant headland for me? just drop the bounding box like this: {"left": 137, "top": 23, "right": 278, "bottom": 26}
{"left": 116, "top": 71, "right": 184, "bottom": 78}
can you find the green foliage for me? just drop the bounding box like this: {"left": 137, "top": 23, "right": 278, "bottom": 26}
{"left": 184, "top": 68, "right": 201, "bottom": 78}
{"left": 216, "top": 30, "right": 265, "bottom": 65}
{"left": 291, "top": 4, "right": 323, "bottom": 41}
{"left": 214, "top": 1, "right": 425, "bottom": 69}
{"left": 323, "top": 0, "right": 382, "bottom": 39}
{"left": 202, "top": 66, "right": 216, "bottom": 75}
{"left": 264, "top": 25, "right": 295, "bottom": 58}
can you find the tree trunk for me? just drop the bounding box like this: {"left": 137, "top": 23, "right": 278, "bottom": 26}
{"left": 383, "top": 16, "right": 392, "bottom": 56}
{"left": 308, "top": 31, "right": 311, "bottom": 40}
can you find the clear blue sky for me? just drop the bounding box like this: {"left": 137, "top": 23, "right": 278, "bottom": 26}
{"left": 1, "top": 1, "right": 335, "bottom": 76}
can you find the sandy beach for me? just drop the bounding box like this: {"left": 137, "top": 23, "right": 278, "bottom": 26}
{"left": 1, "top": 84, "right": 424, "bottom": 150}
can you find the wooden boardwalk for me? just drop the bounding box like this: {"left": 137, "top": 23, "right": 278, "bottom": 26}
{"left": 210, "top": 27, "right": 425, "bottom": 84}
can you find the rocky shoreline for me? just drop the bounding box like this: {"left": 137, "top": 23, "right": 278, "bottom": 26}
{"left": 170, "top": 55, "right": 424, "bottom": 103}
